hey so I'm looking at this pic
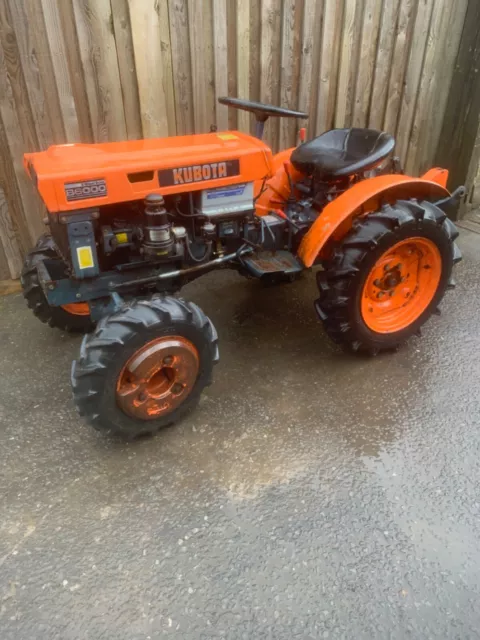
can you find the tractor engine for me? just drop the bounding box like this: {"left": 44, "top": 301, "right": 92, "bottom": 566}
{"left": 91, "top": 181, "right": 289, "bottom": 277}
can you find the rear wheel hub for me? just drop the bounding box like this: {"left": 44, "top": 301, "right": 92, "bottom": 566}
{"left": 361, "top": 237, "right": 442, "bottom": 334}
{"left": 116, "top": 336, "right": 199, "bottom": 421}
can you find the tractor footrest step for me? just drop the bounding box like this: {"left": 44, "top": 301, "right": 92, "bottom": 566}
{"left": 241, "top": 251, "right": 303, "bottom": 277}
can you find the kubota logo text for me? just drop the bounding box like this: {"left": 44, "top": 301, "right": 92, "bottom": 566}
{"left": 173, "top": 162, "right": 227, "bottom": 184}
{"left": 158, "top": 159, "right": 240, "bottom": 188}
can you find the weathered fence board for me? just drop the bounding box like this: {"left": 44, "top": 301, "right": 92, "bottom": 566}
{"left": 0, "top": 0, "right": 477, "bottom": 279}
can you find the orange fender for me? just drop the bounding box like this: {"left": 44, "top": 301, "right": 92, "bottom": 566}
{"left": 298, "top": 172, "right": 450, "bottom": 267}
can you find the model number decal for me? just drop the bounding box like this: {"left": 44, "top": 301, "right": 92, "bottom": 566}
{"left": 65, "top": 179, "right": 107, "bottom": 202}
{"left": 158, "top": 159, "right": 240, "bottom": 187}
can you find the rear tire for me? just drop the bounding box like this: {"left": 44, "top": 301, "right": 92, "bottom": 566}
{"left": 71, "top": 296, "right": 219, "bottom": 439}
{"left": 315, "top": 199, "right": 461, "bottom": 354}
{"left": 21, "top": 234, "right": 95, "bottom": 333}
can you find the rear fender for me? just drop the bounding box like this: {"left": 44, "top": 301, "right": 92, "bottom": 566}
{"left": 298, "top": 173, "right": 451, "bottom": 267}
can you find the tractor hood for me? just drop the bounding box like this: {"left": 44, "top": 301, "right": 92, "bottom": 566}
{"left": 24, "top": 131, "right": 274, "bottom": 213}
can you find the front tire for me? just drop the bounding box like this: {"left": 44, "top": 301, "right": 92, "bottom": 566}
{"left": 316, "top": 199, "right": 461, "bottom": 354}
{"left": 21, "top": 234, "right": 94, "bottom": 333}
{"left": 71, "top": 296, "right": 219, "bottom": 439}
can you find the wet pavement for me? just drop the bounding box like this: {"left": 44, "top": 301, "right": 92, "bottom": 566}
{"left": 1, "top": 229, "right": 480, "bottom": 639}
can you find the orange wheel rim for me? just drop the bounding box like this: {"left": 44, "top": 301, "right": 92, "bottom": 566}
{"left": 61, "top": 302, "right": 91, "bottom": 316}
{"left": 361, "top": 237, "right": 442, "bottom": 334}
{"left": 116, "top": 336, "right": 199, "bottom": 421}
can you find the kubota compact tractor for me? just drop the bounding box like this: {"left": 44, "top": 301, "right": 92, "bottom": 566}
{"left": 22, "top": 97, "right": 464, "bottom": 438}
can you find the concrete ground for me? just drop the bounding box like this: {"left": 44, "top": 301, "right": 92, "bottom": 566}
{"left": 1, "top": 229, "right": 480, "bottom": 640}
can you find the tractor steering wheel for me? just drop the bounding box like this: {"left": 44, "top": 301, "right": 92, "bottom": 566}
{"left": 218, "top": 97, "right": 308, "bottom": 121}
{"left": 218, "top": 97, "right": 308, "bottom": 140}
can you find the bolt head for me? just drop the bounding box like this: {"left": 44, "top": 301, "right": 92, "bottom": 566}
{"left": 76, "top": 293, "right": 81, "bottom": 299}
{"left": 163, "top": 355, "right": 174, "bottom": 366}
{"left": 172, "top": 383, "right": 183, "bottom": 395}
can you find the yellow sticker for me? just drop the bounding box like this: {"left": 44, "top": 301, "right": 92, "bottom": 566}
{"left": 77, "top": 246, "right": 94, "bottom": 270}
{"left": 217, "top": 133, "right": 239, "bottom": 141}
{"left": 115, "top": 232, "right": 128, "bottom": 244}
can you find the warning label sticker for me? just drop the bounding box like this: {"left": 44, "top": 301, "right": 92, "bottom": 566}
{"left": 76, "top": 246, "right": 95, "bottom": 270}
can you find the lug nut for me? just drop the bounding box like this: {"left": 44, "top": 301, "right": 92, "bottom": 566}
{"left": 172, "top": 383, "right": 183, "bottom": 394}
{"left": 163, "top": 356, "right": 174, "bottom": 366}
{"left": 374, "top": 279, "right": 381, "bottom": 287}
{"left": 377, "top": 291, "right": 385, "bottom": 299}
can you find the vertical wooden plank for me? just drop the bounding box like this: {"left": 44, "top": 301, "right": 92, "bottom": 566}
{"left": 249, "top": 0, "right": 262, "bottom": 104}
{"left": 0, "top": 1, "right": 37, "bottom": 151}
{"left": 395, "top": 0, "right": 434, "bottom": 166}
{"left": 226, "top": 0, "right": 237, "bottom": 130}
{"left": 57, "top": 0, "right": 93, "bottom": 142}
{"left": 0, "top": 119, "right": 26, "bottom": 276}
{"left": 169, "top": 0, "right": 194, "bottom": 135}
{"left": 279, "top": 0, "right": 303, "bottom": 148}
{"left": 383, "top": 0, "right": 416, "bottom": 136}
{"left": 188, "top": 0, "right": 215, "bottom": 133}
{"left": 110, "top": 0, "right": 143, "bottom": 140}
{"left": 415, "top": 0, "right": 468, "bottom": 173}
{"left": 471, "top": 155, "right": 480, "bottom": 207}
{"left": 40, "top": 0, "right": 80, "bottom": 142}
{"left": 24, "top": 0, "right": 66, "bottom": 144}
{"left": 465, "top": 124, "right": 480, "bottom": 213}
{"left": 353, "top": 0, "right": 382, "bottom": 128}
{"left": 405, "top": 0, "right": 450, "bottom": 174}
{"left": 5, "top": 0, "right": 55, "bottom": 149}
{"left": 315, "top": 0, "right": 344, "bottom": 135}
{"left": 260, "top": 0, "right": 282, "bottom": 149}
{"left": 128, "top": 0, "right": 174, "bottom": 137}
{"left": 0, "top": 234, "right": 9, "bottom": 281}
{"left": 301, "top": 0, "right": 324, "bottom": 135}
{"left": 435, "top": 0, "right": 480, "bottom": 203}
{"left": 0, "top": 15, "right": 44, "bottom": 247}
{"left": 298, "top": 0, "right": 318, "bottom": 117}
{"left": 369, "top": 0, "right": 400, "bottom": 129}
{"left": 248, "top": 0, "right": 262, "bottom": 130}
{"left": 335, "top": 0, "right": 364, "bottom": 128}
{"left": 157, "top": 0, "right": 177, "bottom": 136}
{"left": 0, "top": 185, "right": 23, "bottom": 280}
{"left": 212, "top": 0, "right": 229, "bottom": 131}
{"left": 0, "top": 114, "right": 35, "bottom": 273}
{"left": 72, "top": 0, "right": 127, "bottom": 142}
{"left": 236, "top": 0, "right": 250, "bottom": 133}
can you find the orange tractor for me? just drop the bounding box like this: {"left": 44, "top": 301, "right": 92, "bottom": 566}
{"left": 22, "top": 98, "right": 463, "bottom": 438}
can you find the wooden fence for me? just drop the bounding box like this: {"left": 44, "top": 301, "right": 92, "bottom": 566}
{"left": 0, "top": 0, "right": 472, "bottom": 280}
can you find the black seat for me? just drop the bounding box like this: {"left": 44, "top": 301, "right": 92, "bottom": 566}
{"left": 290, "top": 128, "right": 395, "bottom": 179}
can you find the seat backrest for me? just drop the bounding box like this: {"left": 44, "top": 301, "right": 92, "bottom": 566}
{"left": 291, "top": 128, "right": 395, "bottom": 178}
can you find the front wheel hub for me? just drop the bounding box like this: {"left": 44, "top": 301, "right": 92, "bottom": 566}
{"left": 116, "top": 336, "right": 199, "bottom": 421}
